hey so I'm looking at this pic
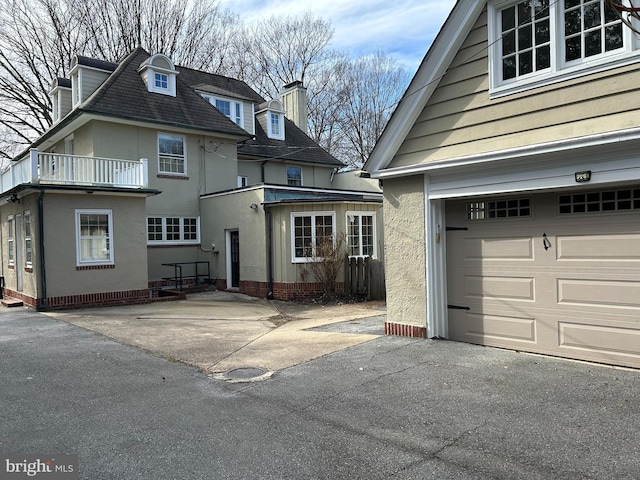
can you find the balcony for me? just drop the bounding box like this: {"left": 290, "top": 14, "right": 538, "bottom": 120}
{"left": 0, "top": 149, "right": 149, "bottom": 195}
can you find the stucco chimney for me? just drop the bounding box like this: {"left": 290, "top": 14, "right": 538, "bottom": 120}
{"left": 280, "top": 81, "right": 308, "bottom": 134}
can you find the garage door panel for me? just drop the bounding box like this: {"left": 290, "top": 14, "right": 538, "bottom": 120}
{"left": 462, "top": 237, "right": 534, "bottom": 260}
{"left": 465, "top": 275, "right": 535, "bottom": 301}
{"left": 449, "top": 311, "right": 537, "bottom": 344}
{"left": 557, "top": 234, "right": 640, "bottom": 261}
{"left": 558, "top": 322, "right": 640, "bottom": 360}
{"left": 557, "top": 278, "right": 640, "bottom": 309}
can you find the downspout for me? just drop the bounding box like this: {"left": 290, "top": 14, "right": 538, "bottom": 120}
{"left": 38, "top": 189, "right": 47, "bottom": 310}
{"left": 261, "top": 160, "right": 268, "bottom": 183}
{"left": 266, "top": 207, "right": 274, "bottom": 299}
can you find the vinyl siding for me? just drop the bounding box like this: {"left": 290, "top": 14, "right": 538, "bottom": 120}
{"left": 389, "top": 8, "right": 640, "bottom": 168}
{"left": 81, "top": 68, "right": 111, "bottom": 103}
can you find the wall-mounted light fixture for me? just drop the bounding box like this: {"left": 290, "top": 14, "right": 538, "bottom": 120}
{"left": 249, "top": 203, "right": 258, "bottom": 210}
{"left": 8, "top": 194, "right": 19, "bottom": 204}
{"left": 575, "top": 170, "right": 591, "bottom": 183}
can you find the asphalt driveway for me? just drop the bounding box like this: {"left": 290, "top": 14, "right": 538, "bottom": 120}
{"left": 1, "top": 302, "right": 638, "bottom": 479}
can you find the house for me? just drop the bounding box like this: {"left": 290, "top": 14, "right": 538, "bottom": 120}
{"left": 0, "top": 47, "right": 382, "bottom": 310}
{"left": 364, "top": 1, "right": 640, "bottom": 369}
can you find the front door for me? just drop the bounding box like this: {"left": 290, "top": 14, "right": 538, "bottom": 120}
{"left": 230, "top": 231, "right": 240, "bottom": 288}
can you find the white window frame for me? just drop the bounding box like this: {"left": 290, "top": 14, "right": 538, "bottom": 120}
{"left": 204, "top": 95, "right": 244, "bottom": 127}
{"left": 7, "top": 215, "right": 14, "bottom": 266}
{"left": 488, "top": 0, "right": 640, "bottom": 97}
{"left": 24, "top": 210, "right": 32, "bottom": 267}
{"left": 71, "top": 70, "right": 82, "bottom": 107}
{"left": 146, "top": 216, "right": 200, "bottom": 245}
{"left": 237, "top": 176, "right": 248, "bottom": 188}
{"left": 268, "top": 112, "right": 285, "bottom": 140}
{"left": 75, "top": 209, "right": 114, "bottom": 266}
{"left": 158, "top": 133, "right": 186, "bottom": 175}
{"left": 346, "top": 212, "right": 377, "bottom": 258}
{"left": 290, "top": 211, "right": 336, "bottom": 263}
{"left": 286, "top": 165, "right": 303, "bottom": 186}
{"left": 147, "top": 67, "right": 176, "bottom": 96}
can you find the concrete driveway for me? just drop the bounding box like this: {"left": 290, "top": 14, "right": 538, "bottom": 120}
{"left": 44, "top": 290, "right": 386, "bottom": 377}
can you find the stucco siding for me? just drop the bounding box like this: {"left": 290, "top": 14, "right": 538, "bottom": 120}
{"left": 383, "top": 176, "right": 426, "bottom": 327}
{"left": 389, "top": 8, "right": 640, "bottom": 168}
{"left": 200, "top": 189, "right": 267, "bottom": 285}
{"left": 42, "top": 193, "right": 148, "bottom": 297}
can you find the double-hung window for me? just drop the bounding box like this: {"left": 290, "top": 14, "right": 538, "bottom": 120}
{"left": 76, "top": 210, "right": 113, "bottom": 266}
{"left": 347, "top": 212, "right": 376, "bottom": 258}
{"left": 287, "top": 166, "right": 302, "bottom": 186}
{"left": 489, "top": 0, "right": 635, "bottom": 96}
{"left": 147, "top": 216, "right": 200, "bottom": 245}
{"left": 268, "top": 112, "right": 284, "bottom": 140}
{"left": 207, "top": 97, "right": 243, "bottom": 126}
{"left": 158, "top": 133, "right": 185, "bottom": 175}
{"left": 24, "top": 211, "right": 32, "bottom": 267}
{"left": 291, "top": 212, "right": 335, "bottom": 262}
{"left": 7, "top": 216, "right": 14, "bottom": 265}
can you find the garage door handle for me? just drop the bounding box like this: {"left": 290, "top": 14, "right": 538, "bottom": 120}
{"left": 543, "top": 233, "right": 551, "bottom": 251}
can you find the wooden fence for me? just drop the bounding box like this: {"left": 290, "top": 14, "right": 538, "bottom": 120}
{"left": 345, "top": 256, "right": 386, "bottom": 300}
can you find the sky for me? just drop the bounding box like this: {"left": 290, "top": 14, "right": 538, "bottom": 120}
{"left": 218, "top": 0, "right": 457, "bottom": 74}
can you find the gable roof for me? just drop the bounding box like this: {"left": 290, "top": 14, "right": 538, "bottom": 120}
{"left": 364, "top": 0, "right": 485, "bottom": 175}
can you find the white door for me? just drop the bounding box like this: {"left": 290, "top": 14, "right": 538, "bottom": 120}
{"left": 446, "top": 188, "right": 640, "bottom": 368}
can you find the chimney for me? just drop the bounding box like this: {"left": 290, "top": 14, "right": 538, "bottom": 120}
{"left": 280, "top": 81, "right": 308, "bottom": 134}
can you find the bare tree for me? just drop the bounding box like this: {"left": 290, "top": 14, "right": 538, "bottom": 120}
{"left": 0, "top": 0, "right": 240, "bottom": 159}
{"left": 336, "top": 52, "right": 410, "bottom": 166}
{"left": 0, "top": 3, "right": 408, "bottom": 169}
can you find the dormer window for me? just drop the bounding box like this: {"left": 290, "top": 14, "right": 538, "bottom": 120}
{"left": 203, "top": 95, "right": 244, "bottom": 126}
{"left": 155, "top": 72, "right": 169, "bottom": 90}
{"left": 256, "top": 99, "right": 285, "bottom": 140}
{"left": 270, "top": 113, "right": 282, "bottom": 137}
{"left": 138, "top": 53, "right": 178, "bottom": 97}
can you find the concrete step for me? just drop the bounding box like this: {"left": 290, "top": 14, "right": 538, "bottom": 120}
{"left": 1, "top": 298, "right": 24, "bottom": 307}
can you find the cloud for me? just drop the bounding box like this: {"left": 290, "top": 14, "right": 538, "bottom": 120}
{"left": 218, "top": 0, "right": 456, "bottom": 72}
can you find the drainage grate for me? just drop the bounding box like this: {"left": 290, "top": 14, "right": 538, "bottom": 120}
{"left": 224, "top": 366, "right": 267, "bottom": 380}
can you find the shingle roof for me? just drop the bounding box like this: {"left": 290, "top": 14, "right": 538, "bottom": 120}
{"left": 238, "top": 119, "right": 343, "bottom": 167}
{"left": 80, "top": 48, "right": 249, "bottom": 138}
{"left": 32, "top": 48, "right": 343, "bottom": 167}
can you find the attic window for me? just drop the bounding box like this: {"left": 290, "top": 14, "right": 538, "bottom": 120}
{"left": 139, "top": 53, "right": 177, "bottom": 97}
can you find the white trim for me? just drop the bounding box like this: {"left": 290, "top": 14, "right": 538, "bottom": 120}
{"left": 290, "top": 211, "right": 336, "bottom": 263}
{"left": 200, "top": 183, "right": 383, "bottom": 200}
{"left": 7, "top": 215, "right": 14, "bottom": 266}
{"left": 424, "top": 176, "right": 448, "bottom": 338}
{"left": 267, "top": 112, "right": 285, "bottom": 140}
{"left": 345, "top": 211, "right": 377, "bottom": 259}
{"left": 157, "top": 132, "right": 187, "bottom": 175}
{"left": 370, "top": 126, "right": 640, "bottom": 180}
{"left": 75, "top": 209, "right": 114, "bottom": 266}
{"left": 488, "top": 0, "right": 639, "bottom": 98}
{"left": 146, "top": 215, "right": 200, "bottom": 245}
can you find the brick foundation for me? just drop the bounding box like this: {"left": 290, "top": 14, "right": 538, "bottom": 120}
{"left": 214, "top": 279, "right": 345, "bottom": 301}
{"left": 2, "top": 287, "right": 181, "bottom": 311}
{"left": 384, "top": 321, "right": 428, "bottom": 338}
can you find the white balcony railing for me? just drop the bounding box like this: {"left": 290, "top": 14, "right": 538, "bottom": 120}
{"left": 0, "top": 149, "right": 149, "bottom": 194}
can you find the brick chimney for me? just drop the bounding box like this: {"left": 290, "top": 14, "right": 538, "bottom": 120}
{"left": 280, "top": 81, "right": 308, "bottom": 134}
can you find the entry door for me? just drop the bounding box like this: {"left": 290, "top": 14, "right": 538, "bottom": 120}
{"left": 15, "top": 214, "right": 23, "bottom": 292}
{"left": 230, "top": 231, "right": 240, "bottom": 288}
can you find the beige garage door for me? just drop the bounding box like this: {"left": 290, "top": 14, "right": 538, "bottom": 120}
{"left": 446, "top": 187, "right": 640, "bottom": 368}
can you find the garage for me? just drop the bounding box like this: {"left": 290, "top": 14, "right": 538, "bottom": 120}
{"left": 446, "top": 187, "right": 640, "bottom": 368}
